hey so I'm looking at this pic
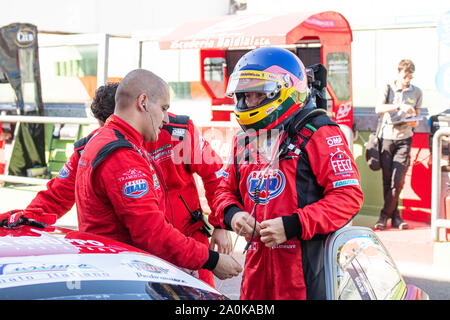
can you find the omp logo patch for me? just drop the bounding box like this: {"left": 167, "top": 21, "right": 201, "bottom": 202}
{"left": 57, "top": 165, "right": 70, "bottom": 179}
{"left": 326, "top": 135, "right": 344, "bottom": 147}
{"left": 123, "top": 179, "right": 149, "bottom": 198}
{"left": 172, "top": 128, "right": 187, "bottom": 139}
{"left": 246, "top": 169, "right": 286, "bottom": 204}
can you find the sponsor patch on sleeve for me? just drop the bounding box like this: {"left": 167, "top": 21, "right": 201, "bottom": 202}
{"left": 122, "top": 179, "right": 149, "bottom": 198}
{"left": 57, "top": 164, "right": 70, "bottom": 179}
{"left": 332, "top": 179, "right": 359, "bottom": 188}
{"left": 215, "top": 167, "right": 227, "bottom": 179}
{"left": 326, "top": 135, "right": 344, "bottom": 147}
{"left": 330, "top": 148, "right": 354, "bottom": 175}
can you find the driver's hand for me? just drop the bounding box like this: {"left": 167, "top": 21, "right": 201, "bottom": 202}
{"left": 212, "top": 253, "right": 242, "bottom": 280}
{"left": 231, "top": 211, "right": 261, "bottom": 238}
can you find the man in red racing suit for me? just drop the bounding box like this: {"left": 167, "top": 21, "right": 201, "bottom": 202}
{"left": 208, "top": 47, "right": 363, "bottom": 299}
{"left": 3, "top": 83, "right": 231, "bottom": 286}
{"left": 209, "top": 115, "right": 363, "bottom": 299}
{"left": 75, "top": 69, "right": 241, "bottom": 278}
{"left": 145, "top": 112, "right": 228, "bottom": 285}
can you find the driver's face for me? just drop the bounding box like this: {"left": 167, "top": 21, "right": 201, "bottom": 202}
{"left": 245, "top": 92, "right": 266, "bottom": 108}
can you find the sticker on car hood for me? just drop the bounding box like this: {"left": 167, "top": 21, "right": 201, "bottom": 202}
{"left": 0, "top": 252, "right": 219, "bottom": 294}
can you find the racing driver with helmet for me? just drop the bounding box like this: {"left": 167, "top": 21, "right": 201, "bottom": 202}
{"left": 208, "top": 47, "right": 364, "bottom": 299}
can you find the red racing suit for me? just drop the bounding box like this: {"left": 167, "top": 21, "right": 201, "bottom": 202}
{"left": 25, "top": 114, "right": 223, "bottom": 285}
{"left": 209, "top": 112, "right": 364, "bottom": 300}
{"left": 25, "top": 129, "right": 99, "bottom": 216}
{"left": 75, "top": 115, "right": 217, "bottom": 271}
{"left": 144, "top": 113, "right": 224, "bottom": 286}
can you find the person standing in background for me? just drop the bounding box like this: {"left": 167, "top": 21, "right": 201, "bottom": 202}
{"left": 374, "top": 59, "right": 422, "bottom": 230}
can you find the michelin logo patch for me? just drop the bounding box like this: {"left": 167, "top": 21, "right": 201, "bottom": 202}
{"left": 57, "top": 164, "right": 70, "bottom": 179}
{"left": 123, "top": 179, "right": 149, "bottom": 198}
{"left": 333, "top": 179, "right": 359, "bottom": 188}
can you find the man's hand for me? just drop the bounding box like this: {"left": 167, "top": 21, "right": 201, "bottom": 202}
{"left": 399, "top": 104, "right": 415, "bottom": 115}
{"left": 209, "top": 229, "right": 233, "bottom": 254}
{"left": 0, "top": 209, "right": 57, "bottom": 228}
{"left": 231, "top": 211, "right": 261, "bottom": 238}
{"left": 212, "top": 253, "right": 242, "bottom": 280}
{"left": 260, "top": 217, "right": 287, "bottom": 248}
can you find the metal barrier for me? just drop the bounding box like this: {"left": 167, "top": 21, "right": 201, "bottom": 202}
{"left": 431, "top": 127, "right": 450, "bottom": 241}
{"left": 0, "top": 115, "right": 98, "bottom": 185}
{"left": 0, "top": 115, "right": 98, "bottom": 125}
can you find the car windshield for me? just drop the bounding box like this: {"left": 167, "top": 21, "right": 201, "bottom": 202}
{"left": 0, "top": 280, "right": 226, "bottom": 300}
{"left": 336, "top": 233, "right": 404, "bottom": 300}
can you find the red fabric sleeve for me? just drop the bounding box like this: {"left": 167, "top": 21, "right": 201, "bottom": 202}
{"left": 295, "top": 125, "right": 364, "bottom": 240}
{"left": 186, "top": 121, "right": 224, "bottom": 214}
{"left": 94, "top": 148, "right": 210, "bottom": 270}
{"left": 25, "top": 150, "right": 79, "bottom": 218}
{"left": 208, "top": 136, "right": 244, "bottom": 228}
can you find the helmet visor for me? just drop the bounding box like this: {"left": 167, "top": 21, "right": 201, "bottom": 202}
{"left": 226, "top": 70, "right": 283, "bottom": 98}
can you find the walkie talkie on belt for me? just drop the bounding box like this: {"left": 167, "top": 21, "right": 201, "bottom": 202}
{"left": 180, "top": 195, "right": 214, "bottom": 237}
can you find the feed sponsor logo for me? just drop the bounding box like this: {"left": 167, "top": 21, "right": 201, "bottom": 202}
{"left": 330, "top": 148, "right": 353, "bottom": 175}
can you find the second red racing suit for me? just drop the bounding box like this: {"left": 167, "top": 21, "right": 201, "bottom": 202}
{"left": 25, "top": 114, "right": 223, "bottom": 285}
{"left": 25, "top": 129, "right": 99, "bottom": 217}
{"left": 144, "top": 113, "right": 224, "bottom": 286}
{"left": 75, "top": 115, "right": 217, "bottom": 271}
{"left": 209, "top": 113, "right": 364, "bottom": 300}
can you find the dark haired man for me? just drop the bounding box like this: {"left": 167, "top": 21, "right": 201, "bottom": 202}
{"left": 374, "top": 59, "right": 422, "bottom": 230}
{"left": 1, "top": 77, "right": 233, "bottom": 285}
{"left": 74, "top": 69, "right": 241, "bottom": 279}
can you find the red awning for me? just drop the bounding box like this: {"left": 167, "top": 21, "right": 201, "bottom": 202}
{"left": 159, "top": 11, "right": 352, "bottom": 50}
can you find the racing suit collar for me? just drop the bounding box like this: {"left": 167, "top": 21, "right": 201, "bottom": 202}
{"left": 105, "top": 114, "right": 144, "bottom": 147}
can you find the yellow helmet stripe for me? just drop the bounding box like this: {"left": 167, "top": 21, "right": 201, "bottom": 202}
{"left": 235, "top": 87, "right": 296, "bottom": 125}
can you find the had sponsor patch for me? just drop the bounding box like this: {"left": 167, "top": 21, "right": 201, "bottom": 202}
{"left": 57, "top": 164, "right": 70, "bottom": 179}
{"left": 333, "top": 179, "right": 359, "bottom": 188}
{"left": 246, "top": 169, "right": 286, "bottom": 204}
{"left": 123, "top": 179, "right": 149, "bottom": 198}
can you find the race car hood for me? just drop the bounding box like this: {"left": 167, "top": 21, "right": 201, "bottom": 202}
{"left": 0, "top": 225, "right": 147, "bottom": 257}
